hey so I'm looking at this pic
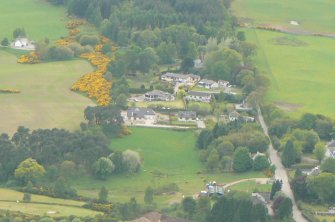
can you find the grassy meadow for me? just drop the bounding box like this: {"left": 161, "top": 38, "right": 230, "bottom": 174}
{"left": 242, "top": 29, "right": 335, "bottom": 118}
{"left": 232, "top": 0, "right": 335, "bottom": 33}
{"left": 0, "top": 188, "right": 100, "bottom": 217}
{"left": 0, "top": 50, "right": 95, "bottom": 134}
{"left": 73, "top": 127, "right": 266, "bottom": 206}
{"left": 0, "top": 0, "right": 68, "bottom": 41}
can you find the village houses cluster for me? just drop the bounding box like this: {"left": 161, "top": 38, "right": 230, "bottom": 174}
{"left": 123, "top": 71, "right": 254, "bottom": 127}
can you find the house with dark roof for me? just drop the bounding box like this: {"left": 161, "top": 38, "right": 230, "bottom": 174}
{"left": 198, "top": 79, "right": 219, "bottom": 89}
{"left": 185, "top": 91, "right": 212, "bottom": 103}
{"left": 178, "top": 111, "right": 197, "bottom": 121}
{"left": 144, "top": 90, "right": 175, "bottom": 101}
{"left": 126, "top": 107, "right": 156, "bottom": 121}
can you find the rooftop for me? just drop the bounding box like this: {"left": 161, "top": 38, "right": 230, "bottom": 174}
{"left": 188, "top": 91, "right": 211, "bottom": 97}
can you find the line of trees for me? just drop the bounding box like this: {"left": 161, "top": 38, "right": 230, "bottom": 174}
{"left": 197, "top": 121, "right": 272, "bottom": 173}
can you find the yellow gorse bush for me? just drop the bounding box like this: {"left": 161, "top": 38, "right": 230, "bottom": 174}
{"left": 71, "top": 36, "right": 114, "bottom": 106}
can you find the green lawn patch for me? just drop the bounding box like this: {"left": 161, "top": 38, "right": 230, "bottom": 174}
{"left": 0, "top": 50, "right": 95, "bottom": 134}
{"left": 229, "top": 180, "right": 271, "bottom": 193}
{"left": 72, "top": 127, "right": 266, "bottom": 206}
{"left": 0, "top": 0, "right": 68, "bottom": 41}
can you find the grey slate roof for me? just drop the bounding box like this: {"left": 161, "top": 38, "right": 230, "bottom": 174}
{"left": 178, "top": 111, "right": 197, "bottom": 119}
{"left": 127, "top": 107, "right": 155, "bottom": 118}
{"left": 188, "top": 91, "right": 211, "bottom": 97}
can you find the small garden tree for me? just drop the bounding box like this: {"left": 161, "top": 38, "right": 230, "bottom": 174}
{"left": 144, "top": 186, "right": 154, "bottom": 204}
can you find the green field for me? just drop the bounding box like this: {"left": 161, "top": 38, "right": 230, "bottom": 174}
{"left": 0, "top": 0, "right": 67, "bottom": 41}
{"left": 0, "top": 50, "right": 95, "bottom": 134}
{"left": 73, "top": 127, "right": 266, "bottom": 205}
{"left": 0, "top": 188, "right": 99, "bottom": 217}
{"left": 232, "top": 0, "right": 335, "bottom": 33}
{"left": 242, "top": 29, "right": 335, "bottom": 118}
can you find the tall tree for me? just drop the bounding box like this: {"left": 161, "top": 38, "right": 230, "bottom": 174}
{"left": 270, "top": 180, "right": 282, "bottom": 200}
{"left": 282, "top": 140, "right": 296, "bottom": 167}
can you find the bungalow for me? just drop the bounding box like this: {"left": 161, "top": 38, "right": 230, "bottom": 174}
{"left": 228, "top": 111, "right": 240, "bottom": 122}
{"left": 185, "top": 91, "right": 211, "bottom": 103}
{"left": 144, "top": 90, "right": 175, "bottom": 101}
{"left": 198, "top": 79, "right": 219, "bottom": 89}
{"left": 161, "top": 73, "right": 200, "bottom": 85}
{"left": 178, "top": 111, "right": 197, "bottom": 121}
{"left": 126, "top": 107, "right": 156, "bottom": 121}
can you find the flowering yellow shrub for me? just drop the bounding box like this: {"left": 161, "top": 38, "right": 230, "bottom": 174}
{"left": 17, "top": 52, "right": 39, "bottom": 64}
{"left": 66, "top": 19, "right": 85, "bottom": 29}
{"left": 0, "top": 89, "right": 21, "bottom": 94}
{"left": 72, "top": 37, "right": 115, "bottom": 106}
{"left": 69, "top": 28, "right": 80, "bottom": 36}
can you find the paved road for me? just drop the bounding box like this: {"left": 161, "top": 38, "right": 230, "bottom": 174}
{"left": 257, "top": 108, "right": 307, "bottom": 222}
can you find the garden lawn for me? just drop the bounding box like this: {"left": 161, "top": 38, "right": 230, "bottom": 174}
{"left": 243, "top": 29, "right": 335, "bottom": 118}
{"left": 232, "top": 0, "right": 335, "bottom": 33}
{"left": 73, "top": 127, "right": 266, "bottom": 206}
{"left": 0, "top": 0, "right": 67, "bottom": 41}
{"left": 0, "top": 50, "right": 95, "bottom": 134}
{"left": 135, "top": 100, "right": 185, "bottom": 109}
{"left": 229, "top": 181, "right": 271, "bottom": 193}
{"left": 0, "top": 188, "right": 100, "bottom": 217}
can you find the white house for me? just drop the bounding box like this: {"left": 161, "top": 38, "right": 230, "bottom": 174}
{"left": 198, "top": 79, "right": 219, "bottom": 89}
{"left": 185, "top": 91, "right": 212, "bottom": 103}
{"left": 12, "top": 38, "right": 35, "bottom": 50}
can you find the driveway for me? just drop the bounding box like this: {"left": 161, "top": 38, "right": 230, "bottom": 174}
{"left": 257, "top": 107, "right": 307, "bottom": 222}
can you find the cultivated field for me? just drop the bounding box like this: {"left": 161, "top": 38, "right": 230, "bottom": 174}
{"left": 74, "top": 127, "right": 266, "bottom": 205}
{"left": 0, "top": 0, "right": 67, "bottom": 41}
{"left": 242, "top": 29, "right": 335, "bottom": 118}
{"left": 0, "top": 188, "right": 100, "bottom": 217}
{"left": 0, "top": 50, "right": 95, "bottom": 134}
{"left": 232, "top": 0, "right": 335, "bottom": 33}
